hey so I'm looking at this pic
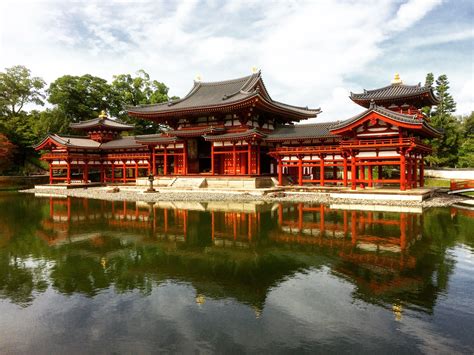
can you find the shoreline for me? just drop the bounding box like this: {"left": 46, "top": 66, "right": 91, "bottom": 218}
{"left": 21, "top": 186, "right": 468, "bottom": 209}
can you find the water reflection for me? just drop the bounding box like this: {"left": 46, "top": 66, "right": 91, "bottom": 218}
{"left": 0, "top": 194, "right": 467, "bottom": 314}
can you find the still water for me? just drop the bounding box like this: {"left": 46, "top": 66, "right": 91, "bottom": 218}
{"left": 0, "top": 192, "right": 473, "bottom": 353}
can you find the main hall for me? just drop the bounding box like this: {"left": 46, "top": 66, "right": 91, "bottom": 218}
{"left": 35, "top": 71, "right": 440, "bottom": 191}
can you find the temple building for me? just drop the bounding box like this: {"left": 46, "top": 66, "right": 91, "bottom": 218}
{"left": 35, "top": 71, "right": 440, "bottom": 190}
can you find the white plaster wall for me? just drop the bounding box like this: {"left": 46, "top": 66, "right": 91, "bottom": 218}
{"left": 425, "top": 169, "right": 474, "bottom": 179}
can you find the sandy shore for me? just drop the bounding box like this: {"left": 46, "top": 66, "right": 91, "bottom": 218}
{"left": 22, "top": 186, "right": 468, "bottom": 208}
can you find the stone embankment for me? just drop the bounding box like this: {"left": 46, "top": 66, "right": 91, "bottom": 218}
{"left": 23, "top": 187, "right": 468, "bottom": 208}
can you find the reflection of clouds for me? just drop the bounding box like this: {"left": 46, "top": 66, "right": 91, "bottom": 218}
{"left": 0, "top": 263, "right": 473, "bottom": 353}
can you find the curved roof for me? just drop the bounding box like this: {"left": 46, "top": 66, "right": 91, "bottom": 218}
{"left": 350, "top": 82, "right": 439, "bottom": 108}
{"left": 265, "top": 122, "right": 339, "bottom": 142}
{"left": 127, "top": 71, "right": 320, "bottom": 121}
{"left": 34, "top": 134, "right": 145, "bottom": 151}
{"left": 203, "top": 129, "right": 266, "bottom": 142}
{"left": 330, "top": 104, "right": 441, "bottom": 137}
{"left": 70, "top": 117, "right": 134, "bottom": 131}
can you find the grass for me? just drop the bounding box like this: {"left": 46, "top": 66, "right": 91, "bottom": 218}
{"left": 424, "top": 178, "right": 451, "bottom": 188}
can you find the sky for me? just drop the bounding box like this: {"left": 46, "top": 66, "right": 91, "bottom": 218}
{"left": 0, "top": 0, "right": 473, "bottom": 123}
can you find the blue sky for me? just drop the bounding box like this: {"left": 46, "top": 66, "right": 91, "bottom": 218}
{"left": 0, "top": 0, "right": 472, "bottom": 122}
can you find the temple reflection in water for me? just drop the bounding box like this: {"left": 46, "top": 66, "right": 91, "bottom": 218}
{"left": 21, "top": 195, "right": 450, "bottom": 316}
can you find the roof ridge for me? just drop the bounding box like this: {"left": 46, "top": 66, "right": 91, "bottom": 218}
{"left": 199, "top": 73, "right": 256, "bottom": 86}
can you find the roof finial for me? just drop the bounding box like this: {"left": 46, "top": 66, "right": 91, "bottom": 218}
{"left": 369, "top": 99, "right": 376, "bottom": 109}
{"left": 391, "top": 73, "right": 402, "bottom": 85}
{"left": 251, "top": 66, "right": 259, "bottom": 74}
{"left": 99, "top": 110, "right": 107, "bottom": 119}
{"left": 195, "top": 74, "right": 202, "bottom": 82}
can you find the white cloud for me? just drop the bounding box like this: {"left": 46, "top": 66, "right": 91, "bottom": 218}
{"left": 1, "top": 0, "right": 470, "bottom": 122}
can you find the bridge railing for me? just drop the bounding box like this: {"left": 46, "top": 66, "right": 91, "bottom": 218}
{"left": 450, "top": 180, "right": 474, "bottom": 191}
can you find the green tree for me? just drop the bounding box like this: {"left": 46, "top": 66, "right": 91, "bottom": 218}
{"left": 109, "top": 70, "right": 174, "bottom": 134}
{"left": 458, "top": 112, "right": 474, "bottom": 167}
{"left": 30, "top": 108, "right": 71, "bottom": 139}
{"left": 48, "top": 74, "right": 112, "bottom": 123}
{"left": 0, "top": 65, "right": 46, "bottom": 117}
{"left": 422, "top": 72, "right": 435, "bottom": 117}
{"left": 425, "top": 74, "right": 461, "bottom": 167}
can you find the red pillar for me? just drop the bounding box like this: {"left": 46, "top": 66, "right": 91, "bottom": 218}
{"left": 298, "top": 155, "right": 303, "bottom": 186}
{"left": 232, "top": 142, "right": 237, "bottom": 175}
{"left": 111, "top": 163, "right": 115, "bottom": 183}
{"left": 247, "top": 143, "right": 252, "bottom": 175}
{"left": 351, "top": 155, "right": 356, "bottom": 190}
{"left": 319, "top": 155, "right": 325, "bottom": 186}
{"left": 343, "top": 154, "right": 348, "bottom": 187}
{"left": 83, "top": 161, "right": 89, "bottom": 183}
{"left": 420, "top": 156, "right": 424, "bottom": 187}
{"left": 277, "top": 157, "right": 283, "bottom": 186}
{"left": 49, "top": 164, "right": 53, "bottom": 184}
{"left": 135, "top": 161, "right": 139, "bottom": 181}
{"left": 368, "top": 166, "right": 373, "bottom": 187}
{"left": 413, "top": 156, "right": 418, "bottom": 188}
{"left": 152, "top": 146, "right": 156, "bottom": 175}
{"left": 406, "top": 155, "right": 412, "bottom": 190}
{"left": 122, "top": 162, "right": 126, "bottom": 183}
{"left": 359, "top": 163, "right": 365, "bottom": 189}
{"left": 183, "top": 141, "right": 188, "bottom": 175}
{"left": 257, "top": 143, "right": 261, "bottom": 175}
{"left": 400, "top": 152, "right": 406, "bottom": 191}
{"left": 66, "top": 160, "right": 71, "bottom": 184}
{"left": 211, "top": 144, "right": 215, "bottom": 175}
{"left": 164, "top": 146, "right": 168, "bottom": 175}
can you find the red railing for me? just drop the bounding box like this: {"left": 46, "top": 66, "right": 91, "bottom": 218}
{"left": 273, "top": 145, "right": 341, "bottom": 153}
{"left": 450, "top": 180, "right": 474, "bottom": 191}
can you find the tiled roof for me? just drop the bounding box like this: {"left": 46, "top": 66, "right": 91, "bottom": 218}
{"left": 330, "top": 104, "right": 441, "bottom": 137}
{"left": 45, "top": 134, "right": 101, "bottom": 149}
{"left": 203, "top": 129, "right": 266, "bottom": 142}
{"left": 70, "top": 117, "right": 134, "bottom": 131}
{"left": 350, "top": 83, "right": 439, "bottom": 107}
{"left": 100, "top": 136, "right": 143, "bottom": 150}
{"left": 265, "top": 122, "right": 339, "bottom": 142}
{"left": 134, "top": 134, "right": 181, "bottom": 144}
{"left": 127, "top": 72, "right": 320, "bottom": 119}
{"left": 167, "top": 126, "right": 225, "bottom": 137}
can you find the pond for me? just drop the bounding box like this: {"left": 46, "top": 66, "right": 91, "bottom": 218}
{"left": 0, "top": 192, "right": 473, "bottom": 353}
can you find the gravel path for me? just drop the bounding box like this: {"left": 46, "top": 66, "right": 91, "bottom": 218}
{"left": 22, "top": 187, "right": 468, "bottom": 208}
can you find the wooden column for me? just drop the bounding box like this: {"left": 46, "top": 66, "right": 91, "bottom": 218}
{"left": 122, "top": 162, "right": 126, "bottom": 183}
{"left": 49, "top": 164, "right": 53, "bottom": 184}
{"left": 368, "top": 166, "right": 373, "bottom": 187}
{"left": 257, "top": 142, "right": 260, "bottom": 176}
{"left": 400, "top": 151, "right": 406, "bottom": 191}
{"left": 152, "top": 146, "right": 156, "bottom": 175}
{"left": 247, "top": 143, "right": 252, "bottom": 175}
{"left": 164, "top": 146, "right": 168, "bottom": 175}
{"left": 66, "top": 160, "right": 71, "bottom": 184}
{"left": 420, "top": 156, "right": 424, "bottom": 187}
{"left": 232, "top": 142, "right": 237, "bottom": 175}
{"left": 359, "top": 163, "right": 365, "bottom": 189}
{"left": 183, "top": 141, "right": 188, "bottom": 175}
{"left": 343, "top": 154, "right": 348, "bottom": 187}
{"left": 413, "top": 156, "right": 418, "bottom": 188}
{"left": 319, "top": 154, "right": 325, "bottom": 186}
{"left": 406, "top": 155, "right": 412, "bottom": 190}
{"left": 135, "top": 161, "right": 139, "bottom": 180}
{"left": 211, "top": 144, "right": 215, "bottom": 175}
{"left": 351, "top": 155, "right": 356, "bottom": 190}
{"left": 298, "top": 155, "right": 303, "bottom": 186}
{"left": 277, "top": 157, "right": 283, "bottom": 186}
{"left": 83, "top": 160, "right": 89, "bottom": 183}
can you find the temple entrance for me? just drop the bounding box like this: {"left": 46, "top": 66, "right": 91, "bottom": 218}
{"left": 198, "top": 138, "right": 212, "bottom": 173}
{"left": 186, "top": 138, "right": 212, "bottom": 174}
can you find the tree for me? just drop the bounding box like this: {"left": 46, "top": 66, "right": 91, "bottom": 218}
{"left": 109, "top": 70, "right": 175, "bottom": 134}
{"left": 458, "top": 112, "right": 474, "bottom": 168}
{"left": 30, "top": 108, "right": 71, "bottom": 139}
{"left": 425, "top": 74, "right": 461, "bottom": 167}
{"left": 0, "top": 133, "right": 16, "bottom": 174}
{"left": 48, "top": 74, "right": 112, "bottom": 123}
{"left": 422, "top": 72, "right": 435, "bottom": 117}
{"left": 0, "top": 65, "right": 46, "bottom": 117}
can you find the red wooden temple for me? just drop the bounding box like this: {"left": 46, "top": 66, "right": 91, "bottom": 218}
{"left": 35, "top": 72, "right": 440, "bottom": 190}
